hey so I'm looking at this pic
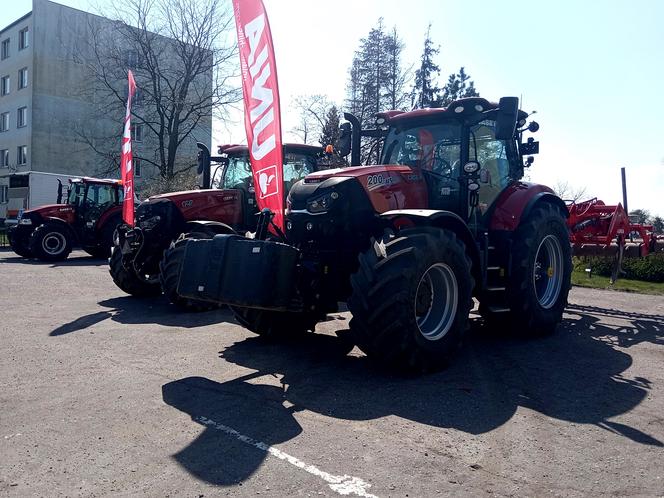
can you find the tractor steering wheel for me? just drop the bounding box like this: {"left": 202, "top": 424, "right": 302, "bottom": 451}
{"left": 433, "top": 154, "right": 459, "bottom": 177}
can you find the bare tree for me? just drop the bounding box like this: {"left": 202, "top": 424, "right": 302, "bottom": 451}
{"left": 74, "top": 0, "right": 241, "bottom": 188}
{"left": 291, "top": 94, "right": 333, "bottom": 145}
{"left": 553, "top": 181, "right": 588, "bottom": 203}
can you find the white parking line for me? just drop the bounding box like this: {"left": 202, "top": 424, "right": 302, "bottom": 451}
{"left": 197, "top": 416, "right": 378, "bottom": 497}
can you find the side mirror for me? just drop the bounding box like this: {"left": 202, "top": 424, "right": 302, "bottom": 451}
{"left": 495, "top": 96, "right": 519, "bottom": 140}
{"left": 57, "top": 179, "right": 63, "bottom": 204}
{"left": 197, "top": 142, "right": 211, "bottom": 175}
{"left": 336, "top": 122, "right": 352, "bottom": 157}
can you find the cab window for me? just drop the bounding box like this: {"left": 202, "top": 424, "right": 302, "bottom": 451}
{"left": 469, "top": 120, "right": 511, "bottom": 211}
{"left": 382, "top": 122, "right": 462, "bottom": 177}
{"left": 221, "top": 155, "right": 253, "bottom": 190}
{"left": 283, "top": 152, "right": 317, "bottom": 192}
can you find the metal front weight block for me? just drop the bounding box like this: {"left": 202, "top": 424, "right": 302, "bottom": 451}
{"left": 177, "top": 234, "right": 301, "bottom": 311}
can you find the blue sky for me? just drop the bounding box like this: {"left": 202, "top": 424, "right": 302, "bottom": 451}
{"left": 3, "top": 0, "right": 663, "bottom": 216}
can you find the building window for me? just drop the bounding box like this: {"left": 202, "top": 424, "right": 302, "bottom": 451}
{"left": 17, "top": 106, "right": 27, "bottom": 128}
{"left": 18, "top": 68, "right": 28, "bottom": 89}
{"left": 0, "top": 112, "right": 9, "bottom": 132}
{"left": 1, "top": 75, "right": 10, "bottom": 96}
{"left": 1, "top": 39, "right": 9, "bottom": 60}
{"left": 124, "top": 49, "right": 142, "bottom": 69}
{"left": 0, "top": 149, "right": 8, "bottom": 167}
{"left": 134, "top": 159, "right": 142, "bottom": 177}
{"left": 133, "top": 89, "right": 144, "bottom": 107}
{"left": 17, "top": 145, "right": 27, "bottom": 165}
{"left": 18, "top": 28, "right": 29, "bottom": 50}
{"left": 0, "top": 185, "right": 8, "bottom": 203}
{"left": 131, "top": 124, "right": 143, "bottom": 142}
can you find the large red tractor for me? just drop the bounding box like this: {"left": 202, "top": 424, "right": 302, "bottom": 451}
{"left": 109, "top": 142, "right": 323, "bottom": 310}
{"left": 178, "top": 97, "right": 573, "bottom": 371}
{"left": 7, "top": 177, "right": 124, "bottom": 261}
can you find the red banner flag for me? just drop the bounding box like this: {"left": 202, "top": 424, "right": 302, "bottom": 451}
{"left": 232, "top": 0, "right": 285, "bottom": 231}
{"left": 121, "top": 70, "right": 137, "bottom": 226}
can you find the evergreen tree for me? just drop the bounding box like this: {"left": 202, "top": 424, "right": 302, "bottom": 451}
{"left": 344, "top": 19, "right": 409, "bottom": 163}
{"left": 319, "top": 105, "right": 341, "bottom": 148}
{"left": 439, "top": 66, "right": 479, "bottom": 107}
{"left": 384, "top": 27, "right": 409, "bottom": 110}
{"left": 412, "top": 24, "right": 441, "bottom": 109}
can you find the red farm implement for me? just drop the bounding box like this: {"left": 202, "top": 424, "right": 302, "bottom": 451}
{"left": 567, "top": 198, "right": 662, "bottom": 281}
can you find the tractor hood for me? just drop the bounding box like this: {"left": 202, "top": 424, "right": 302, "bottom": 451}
{"left": 148, "top": 189, "right": 218, "bottom": 201}
{"left": 23, "top": 204, "right": 75, "bottom": 218}
{"left": 302, "top": 164, "right": 412, "bottom": 183}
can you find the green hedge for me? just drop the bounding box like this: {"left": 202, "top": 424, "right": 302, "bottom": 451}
{"left": 573, "top": 253, "right": 664, "bottom": 283}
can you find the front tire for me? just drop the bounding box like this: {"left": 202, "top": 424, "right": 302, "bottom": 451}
{"left": 159, "top": 233, "right": 220, "bottom": 312}
{"left": 109, "top": 246, "right": 161, "bottom": 297}
{"left": 8, "top": 230, "right": 33, "bottom": 258}
{"left": 28, "top": 223, "right": 72, "bottom": 261}
{"left": 348, "top": 227, "right": 473, "bottom": 372}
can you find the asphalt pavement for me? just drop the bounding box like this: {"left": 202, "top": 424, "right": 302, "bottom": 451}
{"left": 1, "top": 249, "right": 663, "bottom": 497}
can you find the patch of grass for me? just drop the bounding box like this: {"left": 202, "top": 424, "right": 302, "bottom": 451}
{"left": 572, "top": 270, "right": 664, "bottom": 295}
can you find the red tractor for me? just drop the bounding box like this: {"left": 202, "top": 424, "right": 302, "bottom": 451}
{"left": 109, "top": 142, "right": 323, "bottom": 310}
{"left": 178, "top": 97, "right": 573, "bottom": 371}
{"left": 7, "top": 177, "right": 124, "bottom": 261}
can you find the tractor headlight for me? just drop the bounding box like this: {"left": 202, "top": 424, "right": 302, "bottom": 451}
{"left": 19, "top": 218, "right": 32, "bottom": 225}
{"left": 306, "top": 191, "right": 340, "bottom": 214}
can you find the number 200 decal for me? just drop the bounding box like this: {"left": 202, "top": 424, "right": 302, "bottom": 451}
{"left": 366, "top": 174, "right": 395, "bottom": 189}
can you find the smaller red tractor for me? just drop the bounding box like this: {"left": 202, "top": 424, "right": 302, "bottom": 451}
{"left": 7, "top": 177, "right": 124, "bottom": 261}
{"left": 109, "top": 142, "right": 323, "bottom": 310}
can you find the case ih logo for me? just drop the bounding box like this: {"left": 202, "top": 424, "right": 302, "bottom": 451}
{"left": 256, "top": 165, "right": 278, "bottom": 199}
{"left": 181, "top": 200, "right": 194, "bottom": 208}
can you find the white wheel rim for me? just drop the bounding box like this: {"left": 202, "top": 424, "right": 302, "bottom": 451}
{"left": 533, "top": 234, "right": 564, "bottom": 309}
{"left": 42, "top": 232, "right": 66, "bottom": 255}
{"left": 414, "top": 263, "right": 458, "bottom": 341}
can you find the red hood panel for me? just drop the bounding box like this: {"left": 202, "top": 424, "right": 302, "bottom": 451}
{"left": 305, "top": 164, "right": 412, "bottom": 182}
{"left": 26, "top": 204, "right": 75, "bottom": 217}
{"left": 149, "top": 189, "right": 244, "bottom": 226}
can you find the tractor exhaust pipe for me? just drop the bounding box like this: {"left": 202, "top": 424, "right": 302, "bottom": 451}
{"left": 621, "top": 167, "right": 628, "bottom": 215}
{"left": 343, "top": 112, "right": 362, "bottom": 167}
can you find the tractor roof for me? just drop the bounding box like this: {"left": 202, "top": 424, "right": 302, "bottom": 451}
{"left": 71, "top": 177, "right": 122, "bottom": 186}
{"left": 219, "top": 143, "right": 323, "bottom": 156}
{"left": 382, "top": 97, "right": 529, "bottom": 126}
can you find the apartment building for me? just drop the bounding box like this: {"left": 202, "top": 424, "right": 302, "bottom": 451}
{"left": 0, "top": 0, "right": 212, "bottom": 217}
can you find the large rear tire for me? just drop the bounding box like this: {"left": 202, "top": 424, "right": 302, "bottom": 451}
{"left": 348, "top": 227, "right": 473, "bottom": 373}
{"left": 109, "top": 246, "right": 161, "bottom": 297}
{"left": 231, "top": 306, "right": 321, "bottom": 340}
{"left": 482, "top": 203, "right": 572, "bottom": 335}
{"left": 159, "top": 232, "right": 220, "bottom": 312}
{"left": 87, "top": 218, "right": 122, "bottom": 259}
{"left": 28, "top": 223, "right": 72, "bottom": 261}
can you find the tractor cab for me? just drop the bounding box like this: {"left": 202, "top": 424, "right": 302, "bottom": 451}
{"left": 215, "top": 143, "right": 322, "bottom": 230}
{"left": 62, "top": 178, "right": 124, "bottom": 244}
{"left": 370, "top": 97, "right": 538, "bottom": 225}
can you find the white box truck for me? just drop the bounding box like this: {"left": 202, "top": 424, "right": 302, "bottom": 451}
{"left": 1, "top": 171, "right": 80, "bottom": 226}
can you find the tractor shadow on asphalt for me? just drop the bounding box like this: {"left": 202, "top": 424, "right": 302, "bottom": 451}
{"left": 49, "top": 297, "right": 234, "bottom": 335}
{"left": 0, "top": 252, "right": 108, "bottom": 267}
{"left": 162, "top": 305, "right": 663, "bottom": 486}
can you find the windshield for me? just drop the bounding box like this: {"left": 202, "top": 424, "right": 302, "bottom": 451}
{"left": 67, "top": 183, "right": 84, "bottom": 206}
{"left": 220, "top": 154, "right": 252, "bottom": 190}
{"left": 220, "top": 152, "right": 318, "bottom": 191}
{"left": 382, "top": 122, "right": 462, "bottom": 176}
